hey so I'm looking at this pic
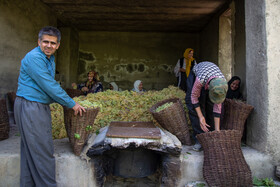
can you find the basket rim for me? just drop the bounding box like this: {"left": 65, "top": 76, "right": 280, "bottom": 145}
{"left": 110, "top": 121, "right": 154, "bottom": 124}
{"left": 197, "top": 129, "right": 240, "bottom": 139}
{"left": 65, "top": 88, "right": 85, "bottom": 98}
{"left": 225, "top": 98, "right": 254, "bottom": 109}
{"left": 63, "top": 106, "right": 100, "bottom": 112}
{"left": 149, "top": 97, "right": 181, "bottom": 113}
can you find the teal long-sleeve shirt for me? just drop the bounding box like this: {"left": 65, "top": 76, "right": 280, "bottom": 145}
{"left": 16, "top": 46, "right": 75, "bottom": 108}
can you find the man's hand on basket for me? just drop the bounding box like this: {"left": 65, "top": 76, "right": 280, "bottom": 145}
{"left": 72, "top": 102, "right": 86, "bottom": 116}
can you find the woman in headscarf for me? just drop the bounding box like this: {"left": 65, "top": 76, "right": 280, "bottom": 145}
{"left": 109, "top": 82, "right": 122, "bottom": 91}
{"left": 132, "top": 80, "right": 145, "bottom": 93}
{"left": 72, "top": 71, "right": 103, "bottom": 94}
{"left": 185, "top": 61, "right": 228, "bottom": 151}
{"left": 226, "top": 76, "right": 243, "bottom": 99}
{"left": 174, "top": 48, "right": 197, "bottom": 92}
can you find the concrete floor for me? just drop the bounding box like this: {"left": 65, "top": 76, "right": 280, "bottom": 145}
{"left": 0, "top": 121, "right": 279, "bottom": 187}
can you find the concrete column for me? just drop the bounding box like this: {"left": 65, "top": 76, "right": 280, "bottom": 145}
{"left": 264, "top": 0, "right": 280, "bottom": 164}
{"left": 56, "top": 27, "right": 79, "bottom": 89}
{"left": 218, "top": 6, "right": 233, "bottom": 81}
{"left": 234, "top": 0, "right": 246, "bottom": 98}
{"left": 245, "top": 0, "right": 280, "bottom": 164}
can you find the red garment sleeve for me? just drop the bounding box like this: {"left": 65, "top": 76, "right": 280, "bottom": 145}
{"left": 191, "top": 77, "right": 203, "bottom": 106}
{"left": 213, "top": 103, "right": 222, "bottom": 115}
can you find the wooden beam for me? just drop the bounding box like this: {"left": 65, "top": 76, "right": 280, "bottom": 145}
{"left": 61, "top": 12, "right": 210, "bottom": 21}
{"left": 41, "top": 0, "right": 227, "bottom": 8}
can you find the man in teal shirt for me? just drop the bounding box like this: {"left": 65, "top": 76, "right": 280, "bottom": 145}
{"left": 14, "top": 26, "right": 85, "bottom": 187}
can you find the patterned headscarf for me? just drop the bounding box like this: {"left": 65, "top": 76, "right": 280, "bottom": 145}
{"left": 86, "top": 71, "right": 95, "bottom": 88}
{"left": 183, "top": 48, "right": 195, "bottom": 77}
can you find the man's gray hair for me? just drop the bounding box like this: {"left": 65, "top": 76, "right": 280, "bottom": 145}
{"left": 38, "top": 26, "right": 61, "bottom": 43}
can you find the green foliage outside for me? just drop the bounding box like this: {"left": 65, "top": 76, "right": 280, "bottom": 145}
{"left": 253, "top": 177, "right": 278, "bottom": 187}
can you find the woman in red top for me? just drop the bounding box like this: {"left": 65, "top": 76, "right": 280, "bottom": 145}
{"left": 185, "top": 61, "right": 228, "bottom": 151}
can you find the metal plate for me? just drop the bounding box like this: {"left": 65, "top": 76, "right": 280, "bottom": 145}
{"left": 106, "top": 121, "right": 161, "bottom": 139}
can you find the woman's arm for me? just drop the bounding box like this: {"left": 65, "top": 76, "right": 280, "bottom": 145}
{"left": 195, "top": 106, "right": 210, "bottom": 132}
{"left": 191, "top": 78, "right": 211, "bottom": 132}
{"left": 214, "top": 117, "right": 220, "bottom": 131}
{"left": 213, "top": 103, "right": 222, "bottom": 131}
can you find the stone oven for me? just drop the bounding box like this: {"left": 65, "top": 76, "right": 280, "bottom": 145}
{"left": 84, "top": 122, "right": 182, "bottom": 187}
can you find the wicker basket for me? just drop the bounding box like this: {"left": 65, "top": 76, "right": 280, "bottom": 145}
{"left": 197, "top": 130, "right": 252, "bottom": 187}
{"left": 0, "top": 99, "right": 9, "bottom": 124}
{"left": 221, "top": 99, "right": 254, "bottom": 136}
{"left": 149, "top": 98, "right": 191, "bottom": 145}
{"left": 66, "top": 88, "right": 84, "bottom": 98}
{"left": 7, "top": 92, "right": 16, "bottom": 109}
{"left": 63, "top": 107, "right": 99, "bottom": 156}
{"left": 0, "top": 99, "right": 9, "bottom": 140}
{"left": 0, "top": 122, "right": 9, "bottom": 140}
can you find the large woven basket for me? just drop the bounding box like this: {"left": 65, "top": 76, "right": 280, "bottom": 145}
{"left": 66, "top": 88, "right": 84, "bottom": 98}
{"left": 0, "top": 99, "right": 9, "bottom": 140}
{"left": 7, "top": 92, "right": 16, "bottom": 109}
{"left": 63, "top": 107, "right": 99, "bottom": 156}
{"left": 197, "top": 130, "right": 253, "bottom": 187}
{"left": 149, "top": 98, "right": 191, "bottom": 145}
{"left": 221, "top": 99, "right": 254, "bottom": 136}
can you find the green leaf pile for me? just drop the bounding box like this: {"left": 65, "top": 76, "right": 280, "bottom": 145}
{"left": 50, "top": 85, "right": 190, "bottom": 139}
{"left": 155, "top": 102, "right": 174, "bottom": 112}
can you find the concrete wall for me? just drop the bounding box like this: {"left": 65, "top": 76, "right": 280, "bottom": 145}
{"left": 0, "top": 0, "right": 57, "bottom": 99}
{"left": 245, "top": 0, "right": 280, "bottom": 163}
{"left": 265, "top": 0, "right": 280, "bottom": 164}
{"left": 78, "top": 32, "right": 199, "bottom": 91}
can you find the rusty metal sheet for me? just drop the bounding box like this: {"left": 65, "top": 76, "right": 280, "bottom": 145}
{"left": 106, "top": 121, "right": 161, "bottom": 139}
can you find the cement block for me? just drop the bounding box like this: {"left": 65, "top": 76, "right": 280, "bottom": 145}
{"left": 0, "top": 154, "right": 20, "bottom": 187}
{"left": 242, "top": 146, "right": 275, "bottom": 179}
{"left": 0, "top": 133, "right": 277, "bottom": 187}
{"left": 179, "top": 145, "right": 276, "bottom": 186}
{"left": 54, "top": 138, "right": 96, "bottom": 187}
